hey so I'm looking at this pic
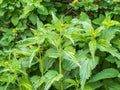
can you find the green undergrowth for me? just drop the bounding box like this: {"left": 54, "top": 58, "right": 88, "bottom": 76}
{"left": 0, "top": 0, "right": 120, "bottom": 90}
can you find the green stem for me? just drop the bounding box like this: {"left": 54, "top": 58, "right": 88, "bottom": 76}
{"left": 59, "top": 30, "right": 63, "bottom": 90}
{"left": 39, "top": 46, "right": 44, "bottom": 89}
{"left": 37, "top": 45, "right": 43, "bottom": 77}
{"left": 40, "top": 56, "right": 43, "bottom": 77}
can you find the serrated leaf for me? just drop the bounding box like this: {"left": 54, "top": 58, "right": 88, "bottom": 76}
{"left": 76, "top": 49, "right": 89, "bottom": 59}
{"left": 97, "top": 39, "right": 120, "bottom": 59}
{"left": 29, "top": 47, "right": 39, "bottom": 67}
{"left": 63, "top": 60, "right": 78, "bottom": 71}
{"left": 16, "top": 37, "right": 44, "bottom": 47}
{"left": 63, "top": 34, "right": 74, "bottom": 44}
{"left": 47, "top": 38, "right": 60, "bottom": 47}
{"left": 44, "top": 70, "right": 63, "bottom": 90}
{"left": 20, "top": 5, "right": 34, "bottom": 19}
{"left": 16, "top": 37, "right": 37, "bottom": 47}
{"left": 80, "top": 56, "right": 98, "bottom": 90}
{"left": 81, "top": 21, "right": 94, "bottom": 35}
{"left": 30, "top": 75, "right": 44, "bottom": 90}
{"left": 43, "top": 57, "right": 56, "bottom": 72}
{"left": 89, "top": 68, "right": 119, "bottom": 82}
{"left": 101, "top": 27, "right": 118, "bottom": 43}
{"left": 45, "top": 47, "right": 58, "bottom": 58}
{"left": 63, "top": 46, "right": 80, "bottom": 67}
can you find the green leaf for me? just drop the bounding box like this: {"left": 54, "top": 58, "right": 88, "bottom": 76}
{"left": 102, "top": 16, "right": 120, "bottom": 27}
{"left": 29, "top": 47, "right": 39, "bottom": 67}
{"left": 89, "top": 39, "right": 96, "bottom": 60}
{"left": 51, "top": 12, "right": 62, "bottom": 27}
{"left": 45, "top": 47, "right": 58, "bottom": 58}
{"left": 19, "top": 77, "right": 32, "bottom": 90}
{"left": 0, "top": 75, "right": 10, "bottom": 82}
{"left": 101, "top": 27, "right": 119, "bottom": 43}
{"left": 20, "top": 5, "right": 34, "bottom": 19}
{"left": 103, "top": 79, "right": 120, "bottom": 90}
{"left": 16, "top": 37, "right": 44, "bottom": 47}
{"left": 79, "top": 86, "right": 93, "bottom": 90}
{"left": 80, "top": 12, "right": 91, "bottom": 23}
{"left": 8, "top": 48, "right": 31, "bottom": 56}
{"left": 94, "top": 26, "right": 104, "bottom": 37}
{"left": 37, "top": 18, "right": 43, "bottom": 29}
{"left": 63, "top": 46, "right": 80, "bottom": 67}
{"left": 47, "top": 33, "right": 60, "bottom": 47}
{"left": 97, "top": 39, "right": 120, "bottom": 59}
{"left": 87, "top": 81, "right": 102, "bottom": 90}
{"left": 105, "top": 55, "right": 116, "bottom": 63}
{"left": 115, "top": 59, "right": 120, "bottom": 68}
{"left": 29, "top": 13, "right": 38, "bottom": 25}
{"left": 63, "top": 60, "right": 78, "bottom": 71}
{"left": 81, "top": 21, "right": 94, "bottom": 36}
{"left": 43, "top": 57, "right": 56, "bottom": 72}
{"left": 64, "top": 79, "right": 77, "bottom": 89}
{"left": 89, "top": 68, "right": 119, "bottom": 82}
{"left": 93, "top": 14, "right": 105, "bottom": 25}
{"left": 71, "top": 18, "right": 81, "bottom": 25}
{"left": 37, "top": 5, "right": 48, "bottom": 15}
{"left": 76, "top": 49, "right": 89, "bottom": 59}
{"left": 44, "top": 70, "right": 63, "bottom": 90}
{"left": 30, "top": 75, "right": 44, "bottom": 90}
{"left": 113, "top": 38, "right": 120, "bottom": 50}
{"left": 11, "top": 16, "right": 19, "bottom": 26}
{"left": 80, "top": 56, "right": 98, "bottom": 90}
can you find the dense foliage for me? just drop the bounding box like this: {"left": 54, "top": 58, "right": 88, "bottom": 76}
{"left": 1, "top": 0, "right": 120, "bottom": 90}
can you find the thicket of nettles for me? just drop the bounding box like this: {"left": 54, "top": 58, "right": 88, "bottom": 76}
{"left": 1, "top": 0, "right": 120, "bottom": 90}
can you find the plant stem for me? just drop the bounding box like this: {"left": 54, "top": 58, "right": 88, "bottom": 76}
{"left": 59, "top": 30, "right": 63, "bottom": 90}
{"left": 39, "top": 46, "right": 44, "bottom": 89}
{"left": 59, "top": 48, "right": 63, "bottom": 90}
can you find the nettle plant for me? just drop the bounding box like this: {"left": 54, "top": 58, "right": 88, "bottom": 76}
{"left": 1, "top": 12, "right": 120, "bottom": 90}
